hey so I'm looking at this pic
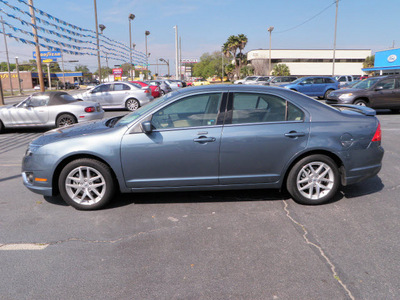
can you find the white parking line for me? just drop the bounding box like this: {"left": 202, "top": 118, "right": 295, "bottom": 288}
{"left": 0, "top": 243, "right": 49, "bottom": 250}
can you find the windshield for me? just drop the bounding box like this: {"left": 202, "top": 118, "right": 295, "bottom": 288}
{"left": 115, "top": 91, "right": 179, "bottom": 127}
{"left": 289, "top": 78, "right": 304, "bottom": 85}
{"left": 246, "top": 76, "right": 257, "bottom": 80}
{"left": 351, "top": 77, "right": 381, "bottom": 90}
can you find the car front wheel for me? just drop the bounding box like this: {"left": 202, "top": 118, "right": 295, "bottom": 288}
{"left": 125, "top": 98, "right": 140, "bottom": 111}
{"left": 353, "top": 99, "right": 368, "bottom": 106}
{"left": 324, "top": 89, "right": 334, "bottom": 99}
{"left": 58, "top": 158, "right": 115, "bottom": 210}
{"left": 287, "top": 155, "right": 340, "bottom": 205}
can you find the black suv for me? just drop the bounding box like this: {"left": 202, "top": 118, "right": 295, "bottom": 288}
{"left": 326, "top": 75, "right": 400, "bottom": 111}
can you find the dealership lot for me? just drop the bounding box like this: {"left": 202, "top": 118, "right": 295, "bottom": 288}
{"left": 0, "top": 103, "right": 399, "bottom": 299}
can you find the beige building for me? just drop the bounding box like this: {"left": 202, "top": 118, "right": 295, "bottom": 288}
{"left": 247, "top": 49, "right": 372, "bottom": 76}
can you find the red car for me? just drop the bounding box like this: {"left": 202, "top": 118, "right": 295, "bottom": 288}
{"left": 130, "top": 81, "right": 160, "bottom": 98}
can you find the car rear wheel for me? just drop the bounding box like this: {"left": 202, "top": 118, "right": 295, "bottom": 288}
{"left": 125, "top": 98, "right": 140, "bottom": 111}
{"left": 160, "top": 90, "right": 165, "bottom": 96}
{"left": 353, "top": 99, "right": 368, "bottom": 106}
{"left": 287, "top": 155, "right": 340, "bottom": 205}
{"left": 56, "top": 114, "right": 77, "bottom": 127}
{"left": 58, "top": 158, "right": 115, "bottom": 210}
{"left": 0, "top": 120, "right": 4, "bottom": 133}
{"left": 324, "top": 89, "right": 334, "bottom": 99}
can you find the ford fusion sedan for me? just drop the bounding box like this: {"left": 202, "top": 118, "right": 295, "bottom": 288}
{"left": 74, "top": 82, "right": 153, "bottom": 111}
{"left": 22, "top": 85, "right": 383, "bottom": 210}
{"left": 282, "top": 76, "right": 339, "bottom": 99}
{"left": 326, "top": 75, "right": 400, "bottom": 111}
{"left": 0, "top": 92, "right": 103, "bottom": 133}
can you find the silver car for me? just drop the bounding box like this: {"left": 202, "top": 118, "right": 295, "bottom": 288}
{"left": 0, "top": 92, "right": 104, "bottom": 132}
{"left": 74, "top": 82, "right": 154, "bottom": 111}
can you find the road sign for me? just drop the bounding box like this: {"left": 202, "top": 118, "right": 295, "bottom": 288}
{"left": 42, "top": 59, "right": 56, "bottom": 63}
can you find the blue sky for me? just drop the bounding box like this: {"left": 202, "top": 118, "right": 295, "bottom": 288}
{"left": 1, "top": 0, "right": 399, "bottom": 74}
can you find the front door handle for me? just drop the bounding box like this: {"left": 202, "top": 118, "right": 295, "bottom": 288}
{"left": 285, "top": 131, "right": 306, "bottom": 138}
{"left": 193, "top": 136, "right": 216, "bottom": 143}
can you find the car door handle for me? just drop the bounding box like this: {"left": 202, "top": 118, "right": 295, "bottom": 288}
{"left": 285, "top": 131, "right": 306, "bottom": 138}
{"left": 193, "top": 136, "right": 216, "bottom": 143}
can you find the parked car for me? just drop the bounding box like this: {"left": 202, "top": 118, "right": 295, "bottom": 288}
{"left": 192, "top": 78, "right": 210, "bottom": 86}
{"left": 265, "top": 76, "right": 298, "bottom": 86}
{"left": 326, "top": 75, "right": 400, "bottom": 111}
{"left": 233, "top": 76, "right": 259, "bottom": 84}
{"left": 244, "top": 76, "right": 271, "bottom": 85}
{"left": 74, "top": 82, "right": 154, "bottom": 111}
{"left": 163, "top": 80, "right": 182, "bottom": 90}
{"left": 335, "top": 75, "right": 355, "bottom": 87}
{"left": 0, "top": 91, "right": 104, "bottom": 132}
{"left": 147, "top": 80, "right": 172, "bottom": 95}
{"left": 282, "top": 76, "right": 339, "bottom": 99}
{"left": 131, "top": 81, "right": 160, "bottom": 98}
{"left": 22, "top": 85, "right": 383, "bottom": 210}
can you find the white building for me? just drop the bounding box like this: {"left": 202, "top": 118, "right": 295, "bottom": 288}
{"left": 247, "top": 49, "right": 372, "bottom": 76}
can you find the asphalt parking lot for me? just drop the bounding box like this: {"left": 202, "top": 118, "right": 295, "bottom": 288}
{"left": 0, "top": 93, "right": 399, "bottom": 299}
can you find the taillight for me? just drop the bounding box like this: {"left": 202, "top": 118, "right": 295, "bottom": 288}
{"left": 372, "top": 123, "right": 381, "bottom": 142}
{"left": 144, "top": 89, "right": 150, "bottom": 93}
{"left": 85, "top": 106, "right": 96, "bottom": 113}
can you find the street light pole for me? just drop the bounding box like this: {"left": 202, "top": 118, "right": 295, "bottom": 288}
{"left": 145, "top": 31, "right": 150, "bottom": 79}
{"left": 268, "top": 26, "right": 274, "bottom": 76}
{"left": 15, "top": 57, "right": 22, "bottom": 94}
{"left": 332, "top": 0, "right": 339, "bottom": 76}
{"left": 173, "top": 25, "right": 179, "bottom": 79}
{"left": 129, "top": 14, "right": 135, "bottom": 80}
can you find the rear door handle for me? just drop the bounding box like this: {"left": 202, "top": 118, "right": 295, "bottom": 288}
{"left": 193, "top": 136, "right": 216, "bottom": 143}
{"left": 285, "top": 131, "right": 306, "bottom": 138}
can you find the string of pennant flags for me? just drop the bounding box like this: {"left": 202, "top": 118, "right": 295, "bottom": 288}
{"left": 0, "top": 0, "right": 148, "bottom": 66}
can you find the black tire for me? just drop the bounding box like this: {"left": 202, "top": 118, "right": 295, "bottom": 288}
{"left": 286, "top": 154, "right": 340, "bottom": 205}
{"left": 125, "top": 98, "right": 140, "bottom": 111}
{"left": 0, "top": 120, "right": 4, "bottom": 133}
{"left": 56, "top": 114, "right": 77, "bottom": 127}
{"left": 324, "top": 89, "right": 334, "bottom": 99}
{"left": 160, "top": 90, "right": 166, "bottom": 96}
{"left": 390, "top": 109, "right": 400, "bottom": 113}
{"left": 353, "top": 99, "right": 368, "bottom": 106}
{"left": 58, "top": 158, "right": 115, "bottom": 210}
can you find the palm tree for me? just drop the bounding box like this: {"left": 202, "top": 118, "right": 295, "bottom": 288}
{"left": 222, "top": 34, "right": 248, "bottom": 79}
{"left": 272, "top": 64, "right": 291, "bottom": 76}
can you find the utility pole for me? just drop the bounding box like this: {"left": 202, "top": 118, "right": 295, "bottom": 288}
{"left": 61, "top": 51, "right": 66, "bottom": 88}
{"left": 332, "top": 0, "right": 339, "bottom": 77}
{"left": 268, "top": 26, "right": 274, "bottom": 76}
{"left": 46, "top": 63, "right": 52, "bottom": 90}
{"left": 28, "top": 0, "right": 45, "bottom": 92}
{"left": 179, "top": 36, "right": 182, "bottom": 79}
{"left": 94, "top": 0, "right": 102, "bottom": 83}
{"left": 1, "top": 16, "right": 13, "bottom": 95}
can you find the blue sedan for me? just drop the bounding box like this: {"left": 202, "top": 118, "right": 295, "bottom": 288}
{"left": 22, "top": 85, "right": 383, "bottom": 210}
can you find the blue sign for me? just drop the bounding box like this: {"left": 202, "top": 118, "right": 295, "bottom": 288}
{"left": 374, "top": 48, "right": 400, "bottom": 68}
{"left": 33, "top": 51, "right": 62, "bottom": 59}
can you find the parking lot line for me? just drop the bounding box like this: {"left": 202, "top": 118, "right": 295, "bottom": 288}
{"left": 0, "top": 243, "right": 49, "bottom": 250}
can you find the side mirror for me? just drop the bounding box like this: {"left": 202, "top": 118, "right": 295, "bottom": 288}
{"left": 141, "top": 121, "right": 153, "bottom": 133}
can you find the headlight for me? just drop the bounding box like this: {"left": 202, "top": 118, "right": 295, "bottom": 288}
{"left": 25, "top": 144, "right": 41, "bottom": 156}
{"left": 339, "top": 93, "right": 354, "bottom": 100}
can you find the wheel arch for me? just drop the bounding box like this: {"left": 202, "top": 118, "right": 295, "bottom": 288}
{"left": 352, "top": 97, "right": 370, "bottom": 105}
{"left": 281, "top": 149, "right": 346, "bottom": 191}
{"left": 52, "top": 154, "right": 119, "bottom": 196}
{"left": 55, "top": 112, "right": 77, "bottom": 126}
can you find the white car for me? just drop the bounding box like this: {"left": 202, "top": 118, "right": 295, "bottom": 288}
{"left": 74, "top": 82, "right": 154, "bottom": 111}
{"left": 234, "top": 76, "right": 271, "bottom": 85}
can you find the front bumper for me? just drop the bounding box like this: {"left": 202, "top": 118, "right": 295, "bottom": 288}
{"left": 22, "top": 171, "right": 53, "bottom": 196}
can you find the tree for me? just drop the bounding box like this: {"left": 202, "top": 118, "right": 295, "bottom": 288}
{"left": 193, "top": 51, "right": 227, "bottom": 79}
{"left": 222, "top": 34, "right": 248, "bottom": 79}
{"left": 363, "top": 55, "right": 375, "bottom": 69}
{"left": 272, "top": 64, "right": 291, "bottom": 76}
{"left": 75, "top": 65, "right": 90, "bottom": 73}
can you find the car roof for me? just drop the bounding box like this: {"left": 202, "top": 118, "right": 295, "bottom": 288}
{"left": 32, "top": 91, "right": 77, "bottom": 106}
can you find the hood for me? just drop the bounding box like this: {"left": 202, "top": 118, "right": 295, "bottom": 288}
{"left": 330, "top": 88, "right": 363, "bottom": 95}
{"left": 31, "top": 118, "right": 112, "bottom": 146}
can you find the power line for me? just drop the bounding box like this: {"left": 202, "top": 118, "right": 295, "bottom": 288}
{"left": 275, "top": 0, "right": 339, "bottom": 34}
